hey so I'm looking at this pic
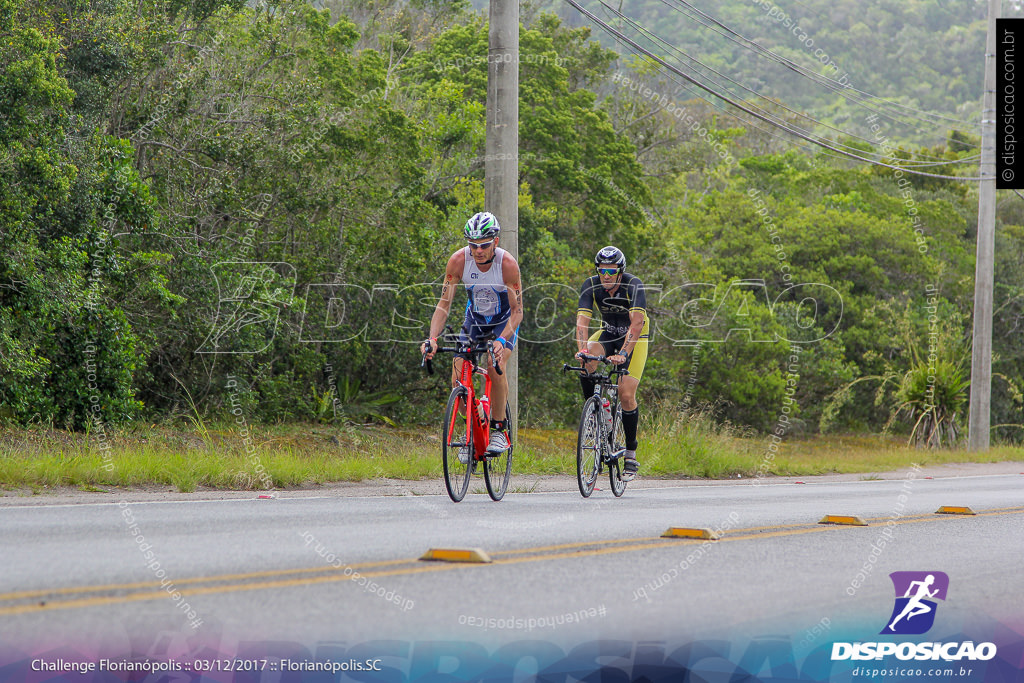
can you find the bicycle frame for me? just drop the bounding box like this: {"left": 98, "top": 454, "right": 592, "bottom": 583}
{"left": 424, "top": 330, "right": 513, "bottom": 502}
{"left": 590, "top": 377, "right": 625, "bottom": 466}
{"left": 451, "top": 354, "right": 493, "bottom": 460}
{"left": 564, "top": 354, "right": 629, "bottom": 467}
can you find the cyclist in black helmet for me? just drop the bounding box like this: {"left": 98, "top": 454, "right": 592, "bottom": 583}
{"left": 421, "top": 212, "right": 523, "bottom": 454}
{"left": 574, "top": 246, "right": 649, "bottom": 481}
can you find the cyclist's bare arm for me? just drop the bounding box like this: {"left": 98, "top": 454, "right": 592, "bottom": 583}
{"left": 492, "top": 257, "right": 524, "bottom": 366}
{"left": 422, "top": 251, "right": 464, "bottom": 358}
{"left": 575, "top": 313, "right": 593, "bottom": 357}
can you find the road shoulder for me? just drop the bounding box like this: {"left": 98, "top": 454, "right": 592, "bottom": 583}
{"left": 1, "top": 461, "right": 1021, "bottom": 506}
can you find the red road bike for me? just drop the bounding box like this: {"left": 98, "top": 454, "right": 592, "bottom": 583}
{"left": 423, "top": 331, "right": 513, "bottom": 502}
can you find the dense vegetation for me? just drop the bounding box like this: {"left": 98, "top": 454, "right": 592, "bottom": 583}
{"left": 2, "top": 0, "right": 1022, "bottom": 444}
{"left": 544, "top": 0, "right": 1024, "bottom": 146}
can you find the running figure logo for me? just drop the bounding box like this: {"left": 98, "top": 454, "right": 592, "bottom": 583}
{"left": 881, "top": 571, "right": 949, "bottom": 635}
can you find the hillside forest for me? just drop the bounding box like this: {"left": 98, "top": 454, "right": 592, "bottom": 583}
{"left": 2, "top": 0, "right": 1022, "bottom": 445}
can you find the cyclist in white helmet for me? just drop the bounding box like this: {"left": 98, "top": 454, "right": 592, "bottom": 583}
{"left": 574, "top": 246, "right": 649, "bottom": 481}
{"left": 421, "top": 212, "right": 523, "bottom": 454}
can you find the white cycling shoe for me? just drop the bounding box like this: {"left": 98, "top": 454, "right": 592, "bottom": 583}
{"left": 486, "top": 430, "right": 509, "bottom": 454}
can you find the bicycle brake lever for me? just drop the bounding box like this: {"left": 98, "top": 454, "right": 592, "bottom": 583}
{"left": 490, "top": 346, "right": 504, "bottom": 376}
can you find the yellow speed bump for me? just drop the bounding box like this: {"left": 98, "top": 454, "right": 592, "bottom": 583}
{"left": 818, "top": 515, "right": 868, "bottom": 526}
{"left": 419, "top": 548, "right": 492, "bottom": 564}
{"left": 661, "top": 527, "right": 721, "bottom": 540}
{"left": 935, "top": 506, "right": 976, "bottom": 516}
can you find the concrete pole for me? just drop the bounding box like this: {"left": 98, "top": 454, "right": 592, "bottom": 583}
{"left": 968, "top": 0, "right": 1000, "bottom": 451}
{"left": 487, "top": 0, "right": 519, "bottom": 434}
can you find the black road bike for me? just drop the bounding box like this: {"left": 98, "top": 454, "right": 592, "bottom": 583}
{"left": 563, "top": 354, "right": 629, "bottom": 498}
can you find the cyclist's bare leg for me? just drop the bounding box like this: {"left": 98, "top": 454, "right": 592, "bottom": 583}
{"left": 584, "top": 340, "right": 606, "bottom": 373}
{"left": 451, "top": 357, "right": 465, "bottom": 389}
{"left": 487, "top": 351, "right": 511, "bottom": 417}
{"left": 451, "top": 358, "right": 468, "bottom": 418}
{"left": 578, "top": 341, "right": 606, "bottom": 401}
{"left": 618, "top": 375, "right": 639, "bottom": 411}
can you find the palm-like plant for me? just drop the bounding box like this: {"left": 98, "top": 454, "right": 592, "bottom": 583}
{"left": 892, "top": 360, "right": 969, "bottom": 448}
{"left": 822, "top": 299, "right": 970, "bottom": 448}
{"left": 317, "top": 375, "right": 400, "bottom": 426}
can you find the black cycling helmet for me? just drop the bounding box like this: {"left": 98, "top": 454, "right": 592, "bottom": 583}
{"left": 594, "top": 245, "right": 626, "bottom": 272}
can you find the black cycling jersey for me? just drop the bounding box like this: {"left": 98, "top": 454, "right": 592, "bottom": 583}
{"left": 577, "top": 272, "right": 647, "bottom": 338}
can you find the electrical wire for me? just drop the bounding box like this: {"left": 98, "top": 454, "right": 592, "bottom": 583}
{"left": 610, "top": 51, "right": 884, "bottom": 166}
{"left": 566, "top": 0, "right": 981, "bottom": 181}
{"left": 599, "top": 0, "right": 976, "bottom": 165}
{"left": 667, "top": 0, "right": 976, "bottom": 130}
{"left": 615, "top": 60, "right": 980, "bottom": 171}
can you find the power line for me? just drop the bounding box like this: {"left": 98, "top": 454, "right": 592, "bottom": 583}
{"left": 609, "top": 49, "right": 899, "bottom": 167}
{"left": 566, "top": 0, "right": 981, "bottom": 181}
{"left": 599, "top": 0, "right": 976, "bottom": 165}
{"left": 666, "top": 0, "right": 976, "bottom": 130}
{"left": 617, "top": 60, "right": 981, "bottom": 171}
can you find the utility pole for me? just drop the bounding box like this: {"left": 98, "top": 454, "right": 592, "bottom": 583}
{"left": 968, "top": 0, "right": 1000, "bottom": 451}
{"left": 487, "top": 0, "right": 519, "bottom": 433}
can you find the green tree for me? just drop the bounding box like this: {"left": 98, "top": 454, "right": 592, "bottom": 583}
{"left": 1, "top": 0, "right": 161, "bottom": 427}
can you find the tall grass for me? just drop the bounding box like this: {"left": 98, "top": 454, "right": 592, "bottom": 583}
{"left": 638, "top": 401, "right": 1024, "bottom": 478}
{"left": 0, "top": 424, "right": 441, "bottom": 492}
{"left": 641, "top": 402, "right": 759, "bottom": 477}
{"left": 1, "top": 416, "right": 1021, "bottom": 492}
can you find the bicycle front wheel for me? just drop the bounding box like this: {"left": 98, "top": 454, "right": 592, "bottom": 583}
{"left": 442, "top": 387, "right": 472, "bottom": 502}
{"left": 576, "top": 397, "right": 601, "bottom": 498}
{"left": 608, "top": 406, "right": 627, "bottom": 497}
{"left": 484, "top": 403, "right": 513, "bottom": 501}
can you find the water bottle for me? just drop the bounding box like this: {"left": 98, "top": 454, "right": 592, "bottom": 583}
{"left": 601, "top": 397, "right": 613, "bottom": 428}
{"left": 477, "top": 394, "right": 491, "bottom": 431}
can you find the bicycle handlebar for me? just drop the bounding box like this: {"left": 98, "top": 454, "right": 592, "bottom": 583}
{"left": 421, "top": 336, "right": 504, "bottom": 376}
{"left": 562, "top": 355, "right": 630, "bottom": 378}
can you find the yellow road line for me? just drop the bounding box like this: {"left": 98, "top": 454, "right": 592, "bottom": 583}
{"left": 0, "top": 564, "right": 462, "bottom": 617}
{"left": 490, "top": 536, "right": 665, "bottom": 556}
{"left": 3, "top": 506, "right": 1022, "bottom": 617}
{"left": 0, "top": 556, "right": 421, "bottom": 602}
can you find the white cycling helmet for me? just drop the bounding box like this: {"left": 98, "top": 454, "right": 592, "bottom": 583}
{"left": 464, "top": 212, "right": 500, "bottom": 240}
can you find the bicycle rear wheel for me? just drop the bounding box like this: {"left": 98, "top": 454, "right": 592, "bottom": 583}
{"left": 484, "top": 403, "right": 513, "bottom": 501}
{"left": 442, "top": 387, "right": 472, "bottom": 502}
{"left": 608, "top": 406, "right": 627, "bottom": 497}
{"left": 576, "top": 397, "right": 601, "bottom": 498}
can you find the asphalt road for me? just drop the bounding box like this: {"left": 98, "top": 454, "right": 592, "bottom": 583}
{"left": 2, "top": 470, "right": 1023, "bottom": 679}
